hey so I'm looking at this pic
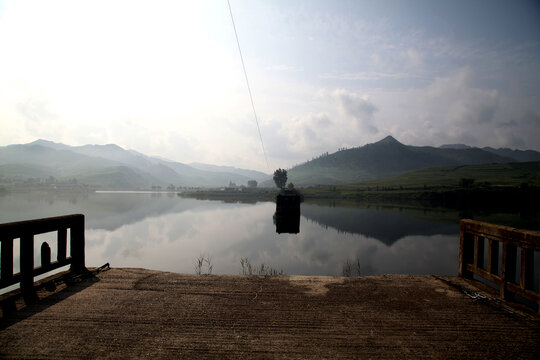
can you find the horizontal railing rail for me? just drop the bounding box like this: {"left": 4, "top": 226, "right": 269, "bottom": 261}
{"left": 0, "top": 214, "right": 86, "bottom": 303}
{"left": 459, "top": 219, "right": 540, "bottom": 314}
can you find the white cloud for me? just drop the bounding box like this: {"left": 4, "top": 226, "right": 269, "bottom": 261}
{"left": 332, "top": 89, "right": 378, "bottom": 134}
{"left": 368, "top": 67, "right": 539, "bottom": 149}
{"left": 1, "top": 0, "right": 539, "bottom": 173}
{"left": 404, "top": 48, "right": 424, "bottom": 67}
{"left": 264, "top": 65, "right": 299, "bottom": 72}
{"left": 319, "top": 72, "right": 412, "bottom": 81}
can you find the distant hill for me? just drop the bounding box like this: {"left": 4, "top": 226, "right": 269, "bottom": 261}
{"left": 350, "top": 161, "right": 540, "bottom": 189}
{"left": 281, "top": 136, "right": 518, "bottom": 186}
{"left": 440, "top": 143, "right": 540, "bottom": 162}
{"left": 189, "top": 162, "right": 269, "bottom": 182}
{"left": 0, "top": 140, "right": 266, "bottom": 189}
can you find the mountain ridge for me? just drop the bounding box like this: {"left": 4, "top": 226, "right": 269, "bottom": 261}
{"left": 282, "top": 136, "right": 539, "bottom": 186}
{"left": 2, "top": 137, "right": 540, "bottom": 189}
{"left": 0, "top": 140, "right": 267, "bottom": 189}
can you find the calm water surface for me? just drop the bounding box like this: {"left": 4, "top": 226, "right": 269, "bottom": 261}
{"left": 1, "top": 192, "right": 538, "bottom": 277}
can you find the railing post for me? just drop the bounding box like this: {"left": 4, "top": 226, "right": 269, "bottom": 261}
{"left": 20, "top": 234, "right": 37, "bottom": 303}
{"left": 57, "top": 227, "right": 67, "bottom": 261}
{"left": 459, "top": 222, "right": 474, "bottom": 278}
{"left": 501, "top": 243, "right": 517, "bottom": 300}
{"left": 70, "top": 215, "right": 86, "bottom": 273}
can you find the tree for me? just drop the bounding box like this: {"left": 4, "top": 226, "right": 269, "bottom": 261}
{"left": 273, "top": 168, "right": 287, "bottom": 189}
{"left": 247, "top": 180, "right": 257, "bottom": 188}
{"left": 459, "top": 178, "right": 475, "bottom": 188}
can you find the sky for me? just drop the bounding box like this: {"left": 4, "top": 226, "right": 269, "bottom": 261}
{"left": 1, "top": 0, "right": 539, "bottom": 173}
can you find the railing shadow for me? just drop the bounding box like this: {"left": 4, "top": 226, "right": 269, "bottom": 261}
{"left": 0, "top": 271, "right": 101, "bottom": 330}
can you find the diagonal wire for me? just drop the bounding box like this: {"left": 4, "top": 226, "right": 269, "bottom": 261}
{"left": 227, "top": 0, "right": 270, "bottom": 171}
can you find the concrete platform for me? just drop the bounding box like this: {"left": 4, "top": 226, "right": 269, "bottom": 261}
{"left": 1, "top": 268, "right": 539, "bottom": 359}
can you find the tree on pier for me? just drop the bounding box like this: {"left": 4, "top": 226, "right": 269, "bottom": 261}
{"left": 273, "top": 168, "right": 287, "bottom": 189}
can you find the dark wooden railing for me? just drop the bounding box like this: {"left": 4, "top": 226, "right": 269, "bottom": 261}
{"left": 459, "top": 219, "right": 539, "bottom": 313}
{"left": 0, "top": 214, "right": 86, "bottom": 303}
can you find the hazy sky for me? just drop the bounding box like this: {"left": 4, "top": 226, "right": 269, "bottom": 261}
{"left": 1, "top": 0, "right": 539, "bottom": 172}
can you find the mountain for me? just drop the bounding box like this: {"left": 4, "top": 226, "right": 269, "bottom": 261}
{"left": 0, "top": 140, "right": 265, "bottom": 189}
{"left": 481, "top": 147, "right": 540, "bottom": 162}
{"left": 440, "top": 143, "right": 540, "bottom": 162}
{"left": 439, "top": 144, "right": 471, "bottom": 150}
{"left": 189, "top": 163, "right": 269, "bottom": 182}
{"left": 283, "top": 136, "right": 516, "bottom": 186}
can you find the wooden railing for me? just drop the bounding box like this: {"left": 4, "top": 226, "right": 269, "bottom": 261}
{"left": 459, "top": 219, "right": 539, "bottom": 313}
{"left": 0, "top": 214, "right": 86, "bottom": 303}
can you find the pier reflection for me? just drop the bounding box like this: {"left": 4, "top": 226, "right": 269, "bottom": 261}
{"left": 273, "top": 192, "right": 301, "bottom": 234}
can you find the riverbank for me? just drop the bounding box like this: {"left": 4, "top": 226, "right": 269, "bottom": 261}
{"left": 1, "top": 268, "right": 539, "bottom": 359}
{"left": 179, "top": 184, "right": 540, "bottom": 211}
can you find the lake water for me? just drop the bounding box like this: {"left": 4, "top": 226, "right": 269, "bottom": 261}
{"left": 1, "top": 191, "right": 538, "bottom": 277}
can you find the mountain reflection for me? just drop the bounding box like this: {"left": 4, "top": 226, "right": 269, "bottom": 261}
{"left": 301, "top": 203, "right": 458, "bottom": 246}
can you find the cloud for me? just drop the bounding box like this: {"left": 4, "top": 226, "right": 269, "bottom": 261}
{"left": 404, "top": 48, "right": 424, "bottom": 67}
{"left": 332, "top": 89, "right": 378, "bottom": 134}
{"left": 276, "top": 113, "right": 334, "bottom": 156}
{"left": 264, "top": 65, "right": 300, "bottom": 72}
{"left": 16, "top": 98, "right": 64, "bottom": 140}
{"left": 425, "top": 67, "right": 499, "bottom": 125}
{"left": 319, "top": 72, "right": 412, "bottom": 81}
{"left": 371, "top": 67, "right": 540, "bottom": 150}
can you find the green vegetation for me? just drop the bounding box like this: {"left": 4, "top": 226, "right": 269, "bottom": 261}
{"left": 301, "top": 161, "right": 540, "bottom": 210}
{"left": 182, "top": 161, "right": 540, "bottom": 210}
{"left": 303, "top": 161, "right": 540, "bottom": 194}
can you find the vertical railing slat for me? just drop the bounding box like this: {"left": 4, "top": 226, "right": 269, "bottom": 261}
{"left": 503, "top": 243, "right": 517, "bottom": 301}
{"left": 20, "top": 234, "right": 37, "bottom": 303}
{"left": 1, "top": 238, "right": 14, "bottom": 281}
{"left": 500, "top": 242, "right": 507, "bottom": 299}
{"left": 459, "top": 222, "right": 474, "bottom": 279}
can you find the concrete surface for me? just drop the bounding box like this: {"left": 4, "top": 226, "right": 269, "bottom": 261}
{"left": 1, "top": 268, "right": 539, "bottom": 359}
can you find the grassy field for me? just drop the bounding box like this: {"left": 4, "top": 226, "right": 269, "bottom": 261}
{"left": 301, "top": 161, "right": 540, "bottom": 198}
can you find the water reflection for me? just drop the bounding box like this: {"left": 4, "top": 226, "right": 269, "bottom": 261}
{"left": 1, "top": 192, "right": 537, "bottom": 277}
{"left": 273, "top": 193, "right": 301, "bottom": 234}
{"left": 301, "top": 203, "right": 457, "bottom": 245}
